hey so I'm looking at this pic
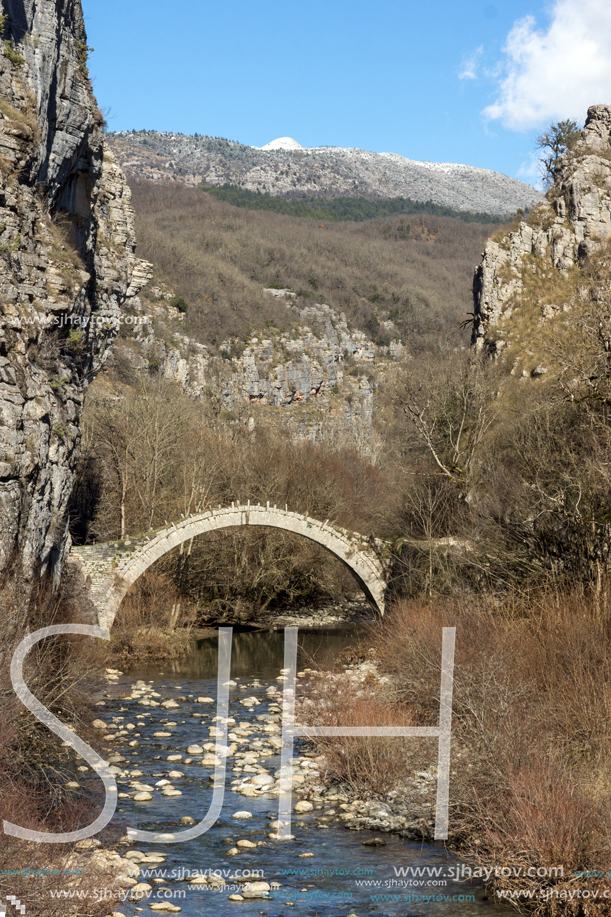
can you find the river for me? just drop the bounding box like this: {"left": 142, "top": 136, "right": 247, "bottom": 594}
{"left": 97, "top": 626, "right": 520, "bottom": 916}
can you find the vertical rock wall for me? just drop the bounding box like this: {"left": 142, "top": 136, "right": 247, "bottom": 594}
{"left": 472, "top": 105, "right": 611, "bottom": 355}
{"left": 0, "top": 0, "right": 145, "bottom": 589}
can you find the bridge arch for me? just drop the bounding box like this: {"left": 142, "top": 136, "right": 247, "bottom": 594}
{"left": 71, "top": 504, "right": 389, "bottom": 629}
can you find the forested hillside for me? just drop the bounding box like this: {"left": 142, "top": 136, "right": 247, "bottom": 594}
{"left": 129, "top": 180, "right": 500, "bottom": 348}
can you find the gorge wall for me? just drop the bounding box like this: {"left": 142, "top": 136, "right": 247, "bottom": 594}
{"left": 472, "top": 104, "right": 611, "bottom": 369}
{"left": 0, "top": 0, "right": 147, "bottom": 596}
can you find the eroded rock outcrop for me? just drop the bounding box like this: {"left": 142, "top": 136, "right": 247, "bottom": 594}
{"left": 0, "top": 0, "right": 147, "bottom": 589}
{"left": 472, "top": 104, "right": 611, "bottom": 356}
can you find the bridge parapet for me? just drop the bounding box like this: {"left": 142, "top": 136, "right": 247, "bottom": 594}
{"left": 71, "top": 504, "right": 389, "bottom": 629}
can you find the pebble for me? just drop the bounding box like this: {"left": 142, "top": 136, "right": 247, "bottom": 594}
{"left": 242, "top": 881, "right": 271, "bottom": 898}
{"left": 180, "top": 816, "right": 196, "bottom": 825}
{"left": 133, "top": 792, "right": 152, "bottom": 802}
{"left": 130, "top": 883, "right": 153, "bottom": 898}
{"left": 228, "top": 895, "right": 244, "bottom": 902}
{"left": 236, "top": 839, "right": 257, "bottom": 848}
{"left": 294, "top": 800, "right": 313, "bottom": 813}
{"left": 251, "top": 774, "right": 274, "bottom": 786}
{"left": 232, "top": 810, "right": 253, "bottom": 819}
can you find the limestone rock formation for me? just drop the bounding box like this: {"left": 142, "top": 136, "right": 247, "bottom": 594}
{"left": 0, "top": 0, "right": 147, "bottom": 589}
{"left": 106, "top": 286, "right": 398, "bottom": 458}
{"left": 472, "top": 105, "right": 611, "bottom": 357}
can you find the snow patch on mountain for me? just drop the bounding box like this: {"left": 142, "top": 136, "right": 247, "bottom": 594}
{"left": 260, "top": 137, "right": 304, "bottom": 151}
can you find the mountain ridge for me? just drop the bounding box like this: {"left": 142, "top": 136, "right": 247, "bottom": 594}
{"left": 106, "top": 130, "right": 543, "bottom": 216}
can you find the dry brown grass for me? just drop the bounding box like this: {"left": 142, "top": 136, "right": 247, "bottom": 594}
{"left": 299, "top": 671, "right": 418, "bottom": 795}
{"left": 0, "top": 564, "right": 125, "bottom": 916}
{"left": 305, "top": 589, "right": 611, "bottom": 912}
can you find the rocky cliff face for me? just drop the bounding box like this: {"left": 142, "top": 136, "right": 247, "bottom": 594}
{"left": 472, "top": 105, "right": 611, "bottom": 365}
{"left": 106, "top": 286, "right": 400, "bottom": 460}
{"left": 0, "top": 0, "right": 146, "bottom": 589}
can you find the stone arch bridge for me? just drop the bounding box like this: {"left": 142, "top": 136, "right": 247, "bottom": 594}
{"left": 70, "top": 503, "right": 391, "bottom": 629}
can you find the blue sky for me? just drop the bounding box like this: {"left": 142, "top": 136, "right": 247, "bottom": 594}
{"left": 83, "top": 0, "right": 611, "bottom": 187}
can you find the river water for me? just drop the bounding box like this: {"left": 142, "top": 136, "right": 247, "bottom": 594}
{"left": 100, "top": 627, "right": 519, "bottom": 917}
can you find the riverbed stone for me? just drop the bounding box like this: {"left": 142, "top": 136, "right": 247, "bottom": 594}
{"left": 294, "top": 800, "right": 313, "bottom": 813}
{"left": 251, "top": 774, "right": 274, "bottom": 787}
{"left": 133, "top": 792, "right": 152, "bottom": 802}
{"left": 130, "top": 883, "right": 153, "bottom": 898}
{"left": 242, "top": 881, "right": 271, "bottom": 898}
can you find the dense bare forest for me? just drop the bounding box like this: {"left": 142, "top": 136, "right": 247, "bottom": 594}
{"left": 130, "top": 180, "right": 500, "bottom": 349}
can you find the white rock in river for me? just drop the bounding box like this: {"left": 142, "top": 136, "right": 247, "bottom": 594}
{"left": 187, "top": 745, "right": 203, "bottom": 754}
{"left": 242, "top": 881, "right": 271, "bottom": 898}
{"left": 251, "top": 774, "right": 274, "bottom": 786}
{"left": 235, "top": 786, "right": 258, "bottom": 797}
{"left": 232, "top": 810, "right": 253, "bottom": 819}
{"left": 133, "top": 792, "right": 152, "bottom": 802}
{"left": 130, "top": 883, "right": 153, "bottom": 898}
{"left": 294, "top": 800, "right": 314, "bottom": 813}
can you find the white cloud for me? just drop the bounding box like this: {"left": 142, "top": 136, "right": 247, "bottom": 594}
{"left": 484, "top": 0, "right": 611, "bottom": 130}
{"left": 459, "top": 46, "right": 483, "bottom": 81}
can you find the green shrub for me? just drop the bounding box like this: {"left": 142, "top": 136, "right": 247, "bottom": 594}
{"left": 3, "top": 40, "right": 24, "bottom": 65}
{"left": 170, "top": 295, "right": 189, "bottom": 313}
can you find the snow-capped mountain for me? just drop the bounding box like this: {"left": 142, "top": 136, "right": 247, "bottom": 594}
{"left": 107, "top": 131, "right": 542, "bottom": 215}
